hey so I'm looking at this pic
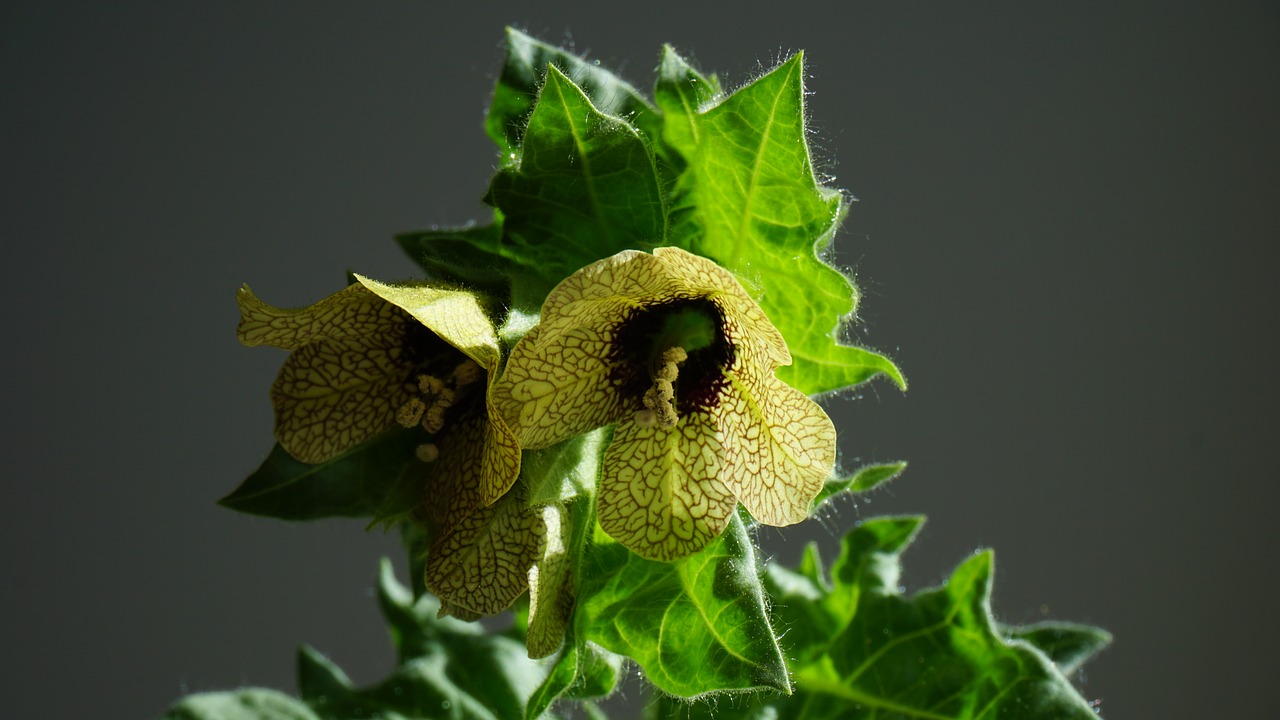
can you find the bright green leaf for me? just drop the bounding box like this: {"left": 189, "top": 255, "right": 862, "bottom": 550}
{"left": 525, "top": 624, "right": 623, "bottom": 720}
{"left": 161, "top": 689, "right": 320, "bottom": 720}
{"left": 813, "top": 461, "right": 908, "bottom": 509}
{"left": 486, "top": 64, "right": 666, "bottom": 306}
{"left": 487, "top": 28, "right": 660, "bottom": 161}
{"left": 665, "top": 54, "right": 904, "bottom": 396}
{"left": 664, "top": 517, "right": 1103, "bottom": 719}
{"left": 522, "top": 429, "right": 607, "bottom": 507}
{"left": 219, "top": 432, "right": 421, "bottom": 523}
{"left": 576, "top": 514, "right": 788, "bottom": 698}
{"left": 654, "top": 45, "right": 721, "bottom": 163}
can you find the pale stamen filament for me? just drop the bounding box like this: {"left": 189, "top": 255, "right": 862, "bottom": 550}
{"left": 636, "top": 346, "right": 687, "bottom": 429}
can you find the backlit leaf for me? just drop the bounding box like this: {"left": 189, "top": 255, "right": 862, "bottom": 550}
{"left": 657, "top": 517, "right": 1107, "bottom": 719}
{"left": 576, "top": 515, "right": 788, "bottom": 698}
{"left": 665, "top": 54, "right": 905, "bottom": 396}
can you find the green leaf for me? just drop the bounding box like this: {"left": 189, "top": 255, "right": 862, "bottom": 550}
{"left": 486, "top": 64, "right": 667, "bottom": 307}
{"left": 219, "top": 432, "right": 421, "bottom": 523}
{"left": 524, "top": 484, "right": 622, "bottom": 718}
{"left": 522, "top": 429, "right": 608, "bottom": 507}
{"left": 524, "top": 624, "right": 623, "bottom": 720}
{"left": 395, "top": 224, "right": 565, "bottom": 317}
{"left": 663, "top": 517, "right": 1103, "bottom": 719}
{"left": 654, "top": 45, "right": 721, "bottom": 163}
{"left": 1003, "top": 621, "right": 1113, "bottom": 675}
{"left": 664, "top": 54, "right": 904, "bottom": 396}
{"left": 576, "top": 514, "right": 788, "bottom": 698}
{"left": 161, "top": 689, "right": 320, "bottom": 720}
{"left": 298, "top": 559, "right": 553, "bottom": 720}
{"left": 487, "top": 27, "right": 660, "bottom": 160}
{"left": 813, "top": 461, "right": 908, "bottom": 509}
{"left": 395, "top": 224, "right": 517, "bottom": 299}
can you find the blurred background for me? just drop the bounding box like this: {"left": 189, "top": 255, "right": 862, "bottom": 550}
{"left": 3, "top": 2, "right": 1276, "bottom": 717}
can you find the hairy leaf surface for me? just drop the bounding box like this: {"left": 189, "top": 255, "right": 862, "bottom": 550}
{"left": 576, "top": 515, "right": 788, "bottom": 698}
{"left": 665, "top": 54, "right": 904, "bottom": 396}
{"left": 654, "top": 517, "right": 1108, "bottom": 719}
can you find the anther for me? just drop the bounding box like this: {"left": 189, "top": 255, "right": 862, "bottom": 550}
{"left": 396, "top": 397, "right": 426, "bottom": 427}
{"left": 423, "top": 405, "right": 448, "bottom": 434}
{"left": 419, "top": 374, "right": 446, "bottom": 395}
{"left": 641, "top": 346, "right": 687, "bottom": 429}
{"left": 452, "top": 359, "right": 482, "bottom": 387}
{"left": 415, "top": 443, "right": 440, "bottom": 463}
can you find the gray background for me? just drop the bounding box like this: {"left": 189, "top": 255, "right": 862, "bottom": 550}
{"left": 3, "top": 1, "right": 1277, "bottom": 718}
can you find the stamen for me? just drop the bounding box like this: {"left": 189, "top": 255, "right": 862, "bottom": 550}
{"left": 415, "top": 443, "right": 440, "bottom": 463}
{"left": 452, "top": 359, "right": 482, "bottom": 387}
{"left": 396, "top": 397, "right": 426, "bottom": 428}
{"left": 641, "top": 347, "right": 687, "bottom": 429}
{"left": 419, "top": 374, "right": 446, "bottom": 395}
{"left": 423, "top": 406, "right": 447, "bottom": 434}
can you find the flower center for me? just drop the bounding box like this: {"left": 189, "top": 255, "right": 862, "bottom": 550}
{"left": 394, "top": 320, "right": 485, "bottom": 462}
{"left": 612, "top": 296, "right": 734, "bottom": 425}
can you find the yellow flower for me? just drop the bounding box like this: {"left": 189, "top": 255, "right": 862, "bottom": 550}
{"left": 494, "top": 247, "right": 836, "bottom": 561}
{"left": 236, "top": 276, "right": 521, "bottom": 524}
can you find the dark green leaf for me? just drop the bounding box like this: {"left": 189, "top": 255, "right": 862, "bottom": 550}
{"left": 219, "top": 432, "right": 421, "bottom": 523}
{"left": 664, "top": 54, "right": 904, "bottom": 396}
{"left": 486, "top": 64, "right": 667, "bottom": 307}
{"left": 395, "top": 224, "right": 516, "bottom": 299}
{"left": 395, "top": 224, "right": 565, "bottom": 316}
{"left": 487, "top": 28, "right": 659, "bottom": 160}
{"left": 298, "top": 559, "right": 553, "bottom": 720}
{"left": 576, "top": 514, "right": 788, "bottom": 698}
{"left": 813, "top": 461, "right": 908, "bottom": 508}
{"left": 1004, "top": 621, "right": 1113, "bottom": 675}
{"left": 665, "top": 517, "right": 1104, "bottom": 719}
{"left": 161, "top": 689, "right": 320, "bottom": 720}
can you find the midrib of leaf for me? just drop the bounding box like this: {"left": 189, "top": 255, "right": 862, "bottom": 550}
{"left": 674, "top": 85, "right": 702, "bottom": 146}
{"left": 731, "top": 58, "right": 798, "bottom": 261}
{"left": 230, "top": 442, "right": 383, "bottom": 502}
{"left": 793, "top": 667, "right": 955, "bottom": 720}
{"left": 843, "top": 612, "right": 955, "bottom": 687}
{"left": 675, "top": 555, "right": 765, "bottom": 672}
{"left": 552, "top": 77, "right": 612, "bottom": 251}
{"left": 972, "top": 677, "right": 1026, "bottom": 720}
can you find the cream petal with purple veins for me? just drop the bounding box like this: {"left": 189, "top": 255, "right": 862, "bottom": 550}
{"left": 493, "top": 247, "right": 836, "bottom": 561}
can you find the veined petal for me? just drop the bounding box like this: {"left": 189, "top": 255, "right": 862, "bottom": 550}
{"left": 356, "top": 274, "right": 521, "bottom": 505}
{"left": 270, "top": 336, "right": 415, "bottom": 463}
{"left": 353, "top": 274, "right": 501, "bottom": 372}
{"left": 423, "top": 484, "right": 545, "bottom": 615}
{"left": 718, "top": 359, "right": 836, "bottom": 526}
{"left": 597, "top": 414, "right": 737, "bottom": 561}
{"left": 538, "top": 249, "right": 682, "bottom": 337}
{"left": 652, "top": 247, "right": 792, "bottom": 368}
{"left": 494, "top": 325, "right": 626, "bottom": 449}
{"left": 237, "top": 284, "right": 400, "bottom": 350}
{"left": 717, "top": 293, "right": 791, "bottom": 368}
{"left": 424, "top": 404, "right": 522, "bottom": 531}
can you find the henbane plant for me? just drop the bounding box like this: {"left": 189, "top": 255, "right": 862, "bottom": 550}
{"left": 166, "top": 28, "right": 1110, "bottom": 720}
